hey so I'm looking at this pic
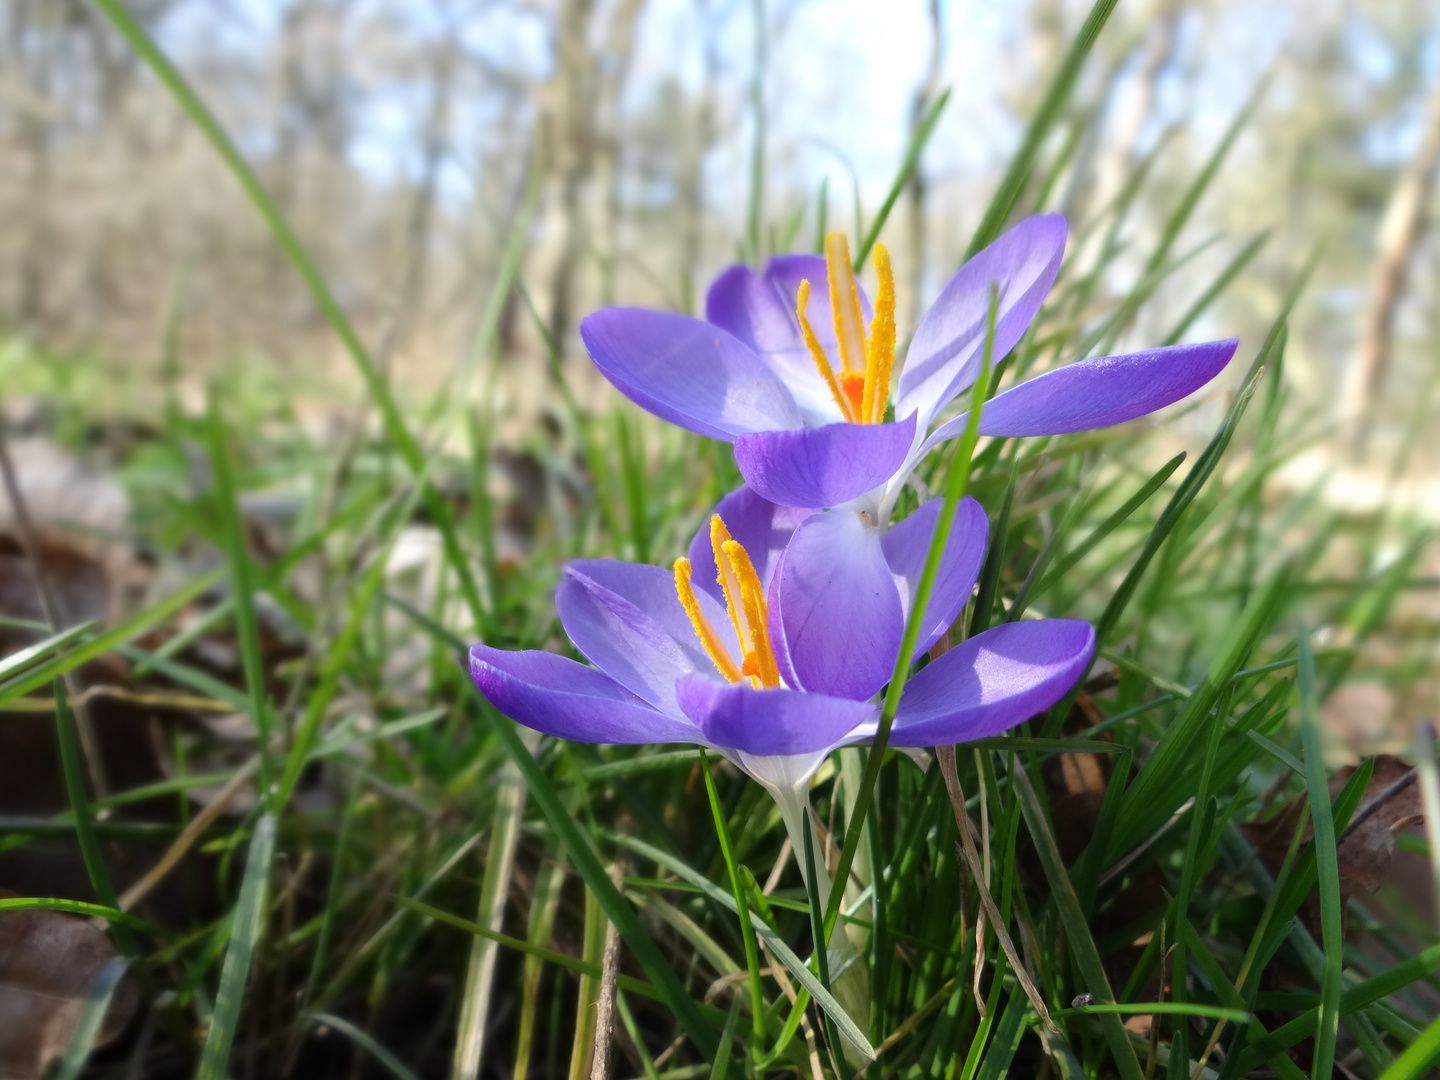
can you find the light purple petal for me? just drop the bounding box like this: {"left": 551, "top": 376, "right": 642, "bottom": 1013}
{"left": 557, "top": 565, "right": 726, "bottom": 710}
{"left": 686, "top": 486, "right": 814, "bottom": 605}
{"left": 772, "top": 509, "right": 904, "bottom": 701}
{"left": 881, "top": 496, "right": 989, "bottom": 658}
{"left": 734, "top": 412, "right": 918, "bottom": 509}
{"left": 470, "top": 644, "right": 700, "bottom": 744}
{"left": 580, "top": 308, "right": 803, "bottom": 440}
{"left": 706, "top": 266, "right": 841, "bottom": 425}
{"left": 898, "top": 215, "right": 1067, "bottom": 428}
{"left": 677, "top": 676, "right": 875, "bottom": 756}
{"left": 888, "top": 620, "right": 1094, "bottom": 747}
{"left": 975, "top": 339, "right": 1239, "bottom": 438}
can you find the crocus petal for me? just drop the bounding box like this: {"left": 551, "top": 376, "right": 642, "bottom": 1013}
{"left": 888, "top": 620, "right": 1094, "bottom": 746}
{"left": 580, "top": 308, "right": 803, "bottom": 440}
{"left": 677, "top": 676, "right": 875, "bottom": 756}
{"left": 898, "top": 215, "right": 1067, "bottom": 429}
{"left": 557, "top": 565, "right": 725, "bottom": 710}
{"left": 470, "top": 644, "right": 700, "bottom": 744}
{"left": 686, "top": 486, "right": 814, "bottom": 605}
{"left": 734, "top": 412, "right": 918, "bottom": 509}
{"left": 707, "top": 265, "right": 841, "bottom": 425}
{"left": 975, "top": 339, "right": 1240, "bottom": 438}
{"left": 772, "top": 509, "right": 904, "bottom": 701}
{"left": 881, "top": 496, "right": 989, "bottom": 657}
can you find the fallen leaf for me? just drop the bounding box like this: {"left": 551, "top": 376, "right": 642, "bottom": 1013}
{"left": 0, "top": 908, "right": 137, "bottom": 1079}
{"left": 1243, "top": 754, "right": 1425, "bottom": 939}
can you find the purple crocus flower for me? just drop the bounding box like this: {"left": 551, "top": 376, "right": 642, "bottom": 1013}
{"left": 470, "top": 485, "right": 1094, "bottom": 898}
{"left": 579, "top": 217, "right": 1238, "bottom": 519}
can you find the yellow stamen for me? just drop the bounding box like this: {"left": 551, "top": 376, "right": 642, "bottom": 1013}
{"left": 673, "top": 558, "right": 743, "bottom": 682}
{"left": 825, "top": 232, "right": 868, "bottom": 373}
{"left": 722, "top": 539, "right": 781, "bottom": 688}
{"left": 862, "top": 242, "right": 897, "bottom": 424}
{"left": 710, "top": 515, "right": 747, "bottom": 648}
{"left": 796, "top": 280, "right": 856, "bottom": 422}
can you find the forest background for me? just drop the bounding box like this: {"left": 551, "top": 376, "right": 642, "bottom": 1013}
{"left": 3, "top": 0, "right": 1440, "bottom": 1077}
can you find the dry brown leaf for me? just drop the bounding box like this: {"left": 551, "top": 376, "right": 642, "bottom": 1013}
{"left": 0, "top": 908, "right": 137, "bottom": 1079}
{"left": 1243, "top": 754, "right": 1425, "bottom": 939}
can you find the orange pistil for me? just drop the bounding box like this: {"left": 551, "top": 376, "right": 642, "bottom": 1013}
{"left": 671, "top": 515, "right": 783, "bottom": 689}
{"left": 795, "top": 233, "right": 898, "bottom": 425}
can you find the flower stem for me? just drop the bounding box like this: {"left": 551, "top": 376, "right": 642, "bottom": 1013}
{"left": 821, "top": 285, "right": 1000, "bottom": 947}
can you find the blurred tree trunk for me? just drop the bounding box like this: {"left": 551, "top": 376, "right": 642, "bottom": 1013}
{"left": 540, "top": 0, "right": 598, "bottom": 361}
{"left": 674, "top": 3, "right": 721, "bottom": 315}
{"left": 12, "top": 0, "right": 55, "bottom": 324}
{"left": 905, "top": 0, "right": 944, "bottom": 328}
{"left": 592, "top": 0, "right": 647, "bottom": 307}
{"left": 1343, "top": 78, "right": 1440, "bottom": 436}
{"left": 375, "top": 21, "right": 457, "bottom": 374}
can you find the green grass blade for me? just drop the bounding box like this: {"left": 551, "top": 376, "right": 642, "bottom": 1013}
{"left": 1164, "top": 232, "right": 1270, "bottom": 345}
{"left": 274, "top": 549, "right": 388, "bottom": 811}
{"left": 711, "top": 996, "right": 744, "bottom": 1080}
{"left": 0, "top": 569, "right": 222, "bottom": 705}
{"left": 609, "top": 832, "right": 875, "bottom": 1059}
{"left": 53, "top": 958, "right": 131, "bottom": 1080}
{"left": 1111, "top": 561, "right": 1292, "bottom": 850}
{"left": 1228, "top": 943, "right": 1440, "bottom": 1072}
{"left": 800, "top": 808, "right": 842, "bottom": 1062}
{"left": 0, "top": 621, "right": 98, "bottom": 681}
{"left": 476, "top": 700, "right": 719, "bottom": 1059}
{"left": 53, "top": 680, "right": 140, "bottom": 959}
{"left": 304, "top": 1013, "right": 424, "bottom": 1080}
{"left": 970, "top": 464, "right": 1016, "bottom": 636}
{"left": 1297, "top": 628, "right": 1343, "bottom": 1080}
{"left": 1376, "top": 1012, "right": 1440, "bottom": 1080}
{"left": 974, "top": 986, "right": 1030, "bottom": 1080}
{"left": 0, "top": 897, "right": 161, "bottom": 935}
{"left": 205, "top": 397, "right": 274, "bottom": 803}
{"left": 1012, "top": 764, "right": 1144, "bottom": 1080}
{"left": 699, "top": 749, "right": 767, "bottom": 1052}
{"left": 198, "top": 812, "right": 276, "bottom": 1080}
{"left": 1143, "top": 81, "right": 1266, "bottom": 278}
{"left": 454, "top": 745, "right": 532, "bottom": 1080}
{"left": 965, "top": 0, "right": 1119, "bottom": 256}
{"left": 1033, "top": 452, "right": 1186, "bottom": 604}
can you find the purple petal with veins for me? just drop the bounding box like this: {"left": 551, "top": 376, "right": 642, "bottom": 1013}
{"left": 888, "top": 620, "right": 1094, "bottom": 746}
{"left": 734, "top": 412, "right": 917, "bottom": 509}
{"left": 677, "top": 675, "right": 876, "bottom": 756}
{"left": 580, "top": 308, "right": 803, "bottom": 440}
{"left": 470, "top": 645, "right": 700, "bottom": 745}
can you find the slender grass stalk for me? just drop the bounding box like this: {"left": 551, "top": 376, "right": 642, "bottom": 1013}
{"left": 204, "top": 397, "right": 275, "bottom": 805}
{"left": 1296, "top": 627, "right": 1343, "bottom": 1080}
{"left": 303, "top": 1013, "right": 424, "bottom": 1080}
{"left": 198, "top": 813, "right": 277, "bottom": 1080}
{"left": 965, "top": 0, "right": 1119, "bottom": 256}
{"left": 53, "top": 958, "right": 132, "bottom": 1080}
{"left": 1375, "top": 1012, "right": 1440, "bottom": 1080}
{"left": 698, "top": 748, "right": 767, "bottom": 1054}
{"left": 53, "top": 680, "right": 139, "bottom": 959}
